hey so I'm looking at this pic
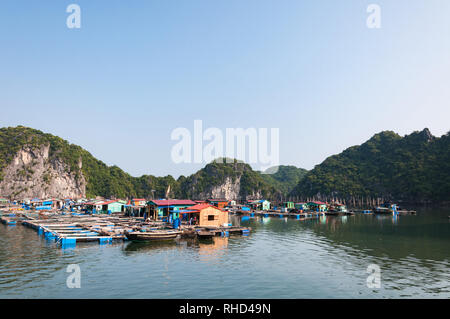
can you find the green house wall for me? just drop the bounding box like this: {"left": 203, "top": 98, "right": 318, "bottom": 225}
{"left": 106, "top": 202, "right": 124, "bottom": 213}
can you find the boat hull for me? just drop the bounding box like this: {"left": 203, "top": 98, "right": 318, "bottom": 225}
{"left": 125, "top": 231, "right": 181, "bottom": 242}
{"left": 374, "top": 208, "right": 393, "bottom": 214}
{"left": 325, "top": 211, "right": 342, "bottom": 216}
{"left": 197, "top": 231, "right": 215, "bottom": 239}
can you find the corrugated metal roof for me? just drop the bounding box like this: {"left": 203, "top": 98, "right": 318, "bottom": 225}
{"left": 180, "top": 203, "right": 223, "bottom": 213}
{"left": 148, "top": 199, "right": 196, "bottom": 206}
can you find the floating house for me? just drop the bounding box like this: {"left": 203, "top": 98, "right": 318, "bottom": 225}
{"left": 282, "top": 202, "right": 295, "bottom": 209}
{"left": 100, "top": 200, "right": 126, "bottom": 214}
{"left": 37, "top": 199, "right": 53, "bottom": 210}
{"left": 307, "top": 201, "right": 328, "bottom": 212}
{"left": 31, "top": 198, "right": 64, "bottom": 210}
{"left": 295, "top": 202, "right": 308, "bottom": 211}
{"left": 206, "top": 199, "right": 229, "bottom": 209}
{"left": 180, "top": 203, "right": 229, "bottom": 227}
{"left": 125, "top": 205, "right": 147, "bottom": 217}
{"left": 83, "top": 199, "right": 105, "bottom": 213}
{"left": 332, "top": 204, "right": 348, "bottom": 213}
{"left": 249, "top": 200, "right": 271, "bottom": 211}
{"left": 147, "top": 199, "right": 196, "bottom": 220}
{"left": 131, "top": 198, "right": 146, "bottom": 206}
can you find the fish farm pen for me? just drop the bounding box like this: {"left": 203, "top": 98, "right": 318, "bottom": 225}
{"left": 0, "top": 211, "right": 252, "bottom": 248}
{"left": 0, "top": 199, "right": 419, "bottom": 250}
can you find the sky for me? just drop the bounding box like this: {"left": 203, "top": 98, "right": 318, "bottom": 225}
{"left": 0, "top": 1, "right": 449, "bottom": 178}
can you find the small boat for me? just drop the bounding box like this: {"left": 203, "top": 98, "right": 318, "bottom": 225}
{"left": 196, "top": 230, "right": 215, "bottom": 240}
{"left": 326, "top": 204, "right": 348, "bottom": 216}
{"left": 325, "top": 211, "right": 341, "bottom": 216}
{"left": 374, "top": 203, "right": 399, "bottom": 214}
{"left": 125, "top": 229, "right": 181, "bottom": 242}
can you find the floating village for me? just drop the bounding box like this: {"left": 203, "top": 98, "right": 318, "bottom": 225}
{"left": 0, "top": 196, "right": 417, "bottom": 249}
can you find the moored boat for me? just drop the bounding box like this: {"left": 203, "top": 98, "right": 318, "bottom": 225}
{"left": 326, "top": 204, "right": 348, "bottom": 216}
{"left": 125, "top": 229, "right": 181, "bottom": 241}
{"left": 196, "top": 230, "right": 215, "bottom": 239}
{"left": 325, "top": 211, "right": 341, "bottom": 216}
{"left": 374, "top": 203, "right": 398, "bottom": 214}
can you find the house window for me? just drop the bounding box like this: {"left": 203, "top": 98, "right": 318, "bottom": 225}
{"left": 208, "top": 215, "right": 215, "bottom": 221}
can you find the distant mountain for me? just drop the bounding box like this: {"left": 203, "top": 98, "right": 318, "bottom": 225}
{"left": 259, "top": 165, "right": 308, "bottom": 195}
{"left": 0, "top": 126, "right": 281, "bottom": 200}
{"left": 0, "top": 126, "right": 176, "bottom": 199}
{"left": 177, "top": 158, "right": 280, "bottom": 201}
{"left": 290, "top": 129, "right": 450, "bottom": 204}
{"left": 2, "top": 126, "right": 448, "bottom": 204}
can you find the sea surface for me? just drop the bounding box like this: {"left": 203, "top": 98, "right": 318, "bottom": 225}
{"left": 0, "top": 208, "right": 449, "bottom": 298}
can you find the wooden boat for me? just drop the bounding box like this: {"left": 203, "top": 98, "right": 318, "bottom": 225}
{"left": 125, "top": 229, "right": 181, "bottom": 241}
{"left": 196, "top": 230, "right": 215, "bottom": 239}
{"left": 327, "top": 204, "right": 348, "bottom": 216}
{"left": 374, "top": 203, "right": 398, "bottom": 214}
{"left": 325, "top": 211, "right": 341, "bottom": 216}
{"left": 396, "top": 210, "right": 417, "bottom": 215}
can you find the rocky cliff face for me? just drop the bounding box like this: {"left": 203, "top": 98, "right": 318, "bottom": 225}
{"left": 178, "top": 159, "right": 274, "bottom": 201}
{"left": 195, "top": 176, "right": 264, "bottom": 200}
{"left": 0, "top": 144, "right": 86, "bottom": 199}
{"left": 0, "top": 127, "right": 287, "bottom": 200}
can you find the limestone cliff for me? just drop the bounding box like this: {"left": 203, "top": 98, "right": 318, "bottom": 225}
{"left": 178, "top": 160, "right": 277, "bottom": 201}
{"left": 0, "top": 144, "right": 86, "bottom": 199}
{"left": 194, "top": 176, "right": 263, "bottom": 200}
{"left": 0, "top": 126, "right": 291, "bottom": 200}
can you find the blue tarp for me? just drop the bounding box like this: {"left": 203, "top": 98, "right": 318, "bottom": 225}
{"left": 36, "top": 205, "right": 52, "bottom": 210}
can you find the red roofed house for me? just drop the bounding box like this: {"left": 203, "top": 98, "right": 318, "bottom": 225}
{"left": 206, "top": 199, "right": 229, "bottom": 210}
{"left": 131, "top": 198, "right": 146, "bottom": 206}
{"left": 146, "top": 199, "right": 196, "bottom": 220}
{"left": 307, "top": 201, "right": 328, "bottom": 212}
{"left": 180, "top": 203, "right": 229, "bottom": 227}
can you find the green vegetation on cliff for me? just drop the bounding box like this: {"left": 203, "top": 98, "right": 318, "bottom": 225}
{"left": 260, "top": 165, "right": 308, "bottom": 195}
{"left": 3, "top": 126, "right": 448, "bottom": 203}
{"left": 179, "top": 158, "right": 280, "bottom": 199}
{"left": 291, "top": 129, "right": 450, "bottom": 203}
{"left": 0, "top": 126, "right": 178, "bottom": 198}
{"left": 0, "top": 127, "right": 282, "bottom": 199}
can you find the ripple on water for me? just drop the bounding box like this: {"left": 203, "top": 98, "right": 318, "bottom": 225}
{"left": 1, "top": 211, "right": 450, "bottom": 298}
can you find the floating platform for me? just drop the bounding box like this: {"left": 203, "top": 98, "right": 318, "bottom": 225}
{"left": 21, "top": 215, "right": 144, "bottom": 248}
{"left": 0, "top": 216, "right": 17, "bottom": 225}
{"left": 16, "top": 211, "right": 252, "bottom": 248}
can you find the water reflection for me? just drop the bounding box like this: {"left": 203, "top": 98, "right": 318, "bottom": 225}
{"left": 124, "top": 240, "right": 179, "bottom": 254}
{"left": 237, "top": 209, "right": 450, "bottom": 297}
{"left": 198, "top": 237, "right": 228, "bottom": 257}
{"left": 1, "top": 208, "right": 449, "bottom": 298}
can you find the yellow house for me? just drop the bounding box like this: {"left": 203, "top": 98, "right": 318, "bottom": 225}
{"left": 181, "top": 203, "right": 229, "bottom": 227}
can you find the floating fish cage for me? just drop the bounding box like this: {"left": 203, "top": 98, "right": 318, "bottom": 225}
{"left": 8, "top": 210, "right": 251, "bottom": 249}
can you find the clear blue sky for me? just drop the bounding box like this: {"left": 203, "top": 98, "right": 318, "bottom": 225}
{"left": 0, "top": 1, "right": 449, "bottom": 177}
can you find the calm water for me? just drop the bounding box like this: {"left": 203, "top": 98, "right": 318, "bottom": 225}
{"left": 0, "top": 209, "right": 449, "bottom": 298}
